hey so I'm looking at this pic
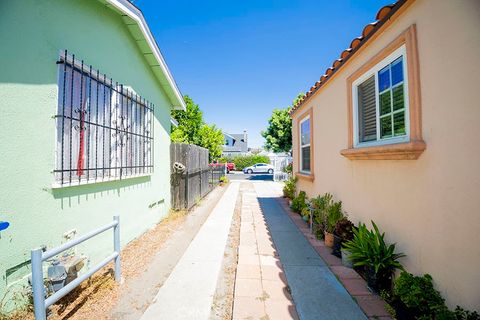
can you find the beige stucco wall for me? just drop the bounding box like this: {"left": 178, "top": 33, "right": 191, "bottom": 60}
{"left": 292, "top": 0, "right": 480, "bottom": 309}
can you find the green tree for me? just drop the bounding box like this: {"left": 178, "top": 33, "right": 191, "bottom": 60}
{"left": 261, "top": 93, "right": 305, "bottom": 153}
{"left": 171, "top": 95, "right": 203, "bottom": 143}
{"left": 171, "top": 95, "right": 224, "bottom": 160}
{"left": 196, "top": 124, "right": 224, "bottom": 160}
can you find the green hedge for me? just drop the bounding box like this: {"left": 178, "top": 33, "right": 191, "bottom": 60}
{"left": 219, "top": 155, "right": 270, "bottom": 170}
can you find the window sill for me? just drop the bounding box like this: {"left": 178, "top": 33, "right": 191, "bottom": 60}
{"left": 51, "top": 173, "right": 152, "bottom": 189}
{"left": 340, "top": 140, "right": 426, "bottom": 160}
{"left": 295, "top": 172, "right": 315, "bottom": 181}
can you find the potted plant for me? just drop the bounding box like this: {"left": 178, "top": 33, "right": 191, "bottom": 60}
{"left": 324, "top": 201, "right": 344, "bottom": 248}
{"left": 332, "top": 217, "right": 354, "bottom": 259}
{"left": 301, "top": 206, "right": 310, "bottom": 222}
{"left": 310, "top": 193, "right": 332, "bottom": 239}
{"left": 343, "top": 221, "right": 405, "bottom": 293}
{"left": 283, "top": 176, "right": 297, "bottom": 202}
{"left": 291, "top": 191, "right": 307, "bottom": 214}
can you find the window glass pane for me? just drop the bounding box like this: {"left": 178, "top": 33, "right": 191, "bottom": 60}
{"left": 393, "top": 111, "right": 406, "bottom": 136}
{"left": 378, "top": 66, "right": 390, "bottom": 92}
{"left": 391, "top": 57, "right": 404, "bottom": 85}
{"left": 301, "top": 118, "right": 310, "bottom": 145}
{"left": 392, "top": 85, "right": 404, "bottom": 111}
{"left": 301, "top": 146, "right": 310, "bottom": 172}
{"left": 380, "top": 116, "right": 392, "bottom": 138}
{"left": 379, "top": 91, "right": 391, "bottom": 116}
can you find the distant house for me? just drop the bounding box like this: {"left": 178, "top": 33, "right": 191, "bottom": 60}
{"left": 289, "top": 0, "right": 480, "bottom": 309}
{"left": 222, "top": 131, "right": 248, "bottom": 156}
{"left": 0, "top": 0, "right": 185, "bottom": 312}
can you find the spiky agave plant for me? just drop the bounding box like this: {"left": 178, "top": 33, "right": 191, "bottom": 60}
{"left": 343, "top": 221, "right": 405, "bottom": 276}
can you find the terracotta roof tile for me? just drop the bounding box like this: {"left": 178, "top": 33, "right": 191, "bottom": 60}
{"left": 376, "top": 4, "right": 396, "bottom": 20}
{"left": 289, "top": 0, "right": 407, "bottom": 116}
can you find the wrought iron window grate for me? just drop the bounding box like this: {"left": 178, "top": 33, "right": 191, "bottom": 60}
{"left": 54, "top": 50, "right": 154, "bottom": 186}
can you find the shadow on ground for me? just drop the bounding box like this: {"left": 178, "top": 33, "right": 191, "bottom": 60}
{"left": 228, "top": 173, "right": 273, "bottom": 181}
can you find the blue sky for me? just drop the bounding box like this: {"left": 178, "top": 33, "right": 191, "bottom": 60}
{"left": 135, "top": 0, "right": 392, "bottom": 148}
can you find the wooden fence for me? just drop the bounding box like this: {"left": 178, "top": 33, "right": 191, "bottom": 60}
{"left": 170, "top": 143, "right": 225, "bottom": 210}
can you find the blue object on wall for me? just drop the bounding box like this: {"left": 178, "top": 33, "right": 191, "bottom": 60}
{"left": 0, "top": 221, "right": 10, "bottom": 231}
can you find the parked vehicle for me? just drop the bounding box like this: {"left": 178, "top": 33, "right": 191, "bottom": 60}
{"left": 209, "top": 161, "right": 235, "bottom": 173}
{"left": 243, "top": 163, "right": 274, "bottom": 174}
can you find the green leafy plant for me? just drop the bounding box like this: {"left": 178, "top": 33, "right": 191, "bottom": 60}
{"left": 450, "top": 306, "right": 480, "bottom": 320}
{"left": 219, "top": 176, "right": 229, "bottom": 184}
{"left": 282, "top": 176, "right": 297, "bottom": 199}
{"left": 283, "top": 163, "right": 293, "bottom": 174}
{"left": 393, "top": 272, "right": 446, "bottom": 318}
{"left": 343, "top": 221, "right": 405, "bottom": 292}
{"left": 311, "top": 193, "right": 333, "bottom": 226}
{"left": 301, "top": 207, "right": 311, "bottom": 221}
{"left": 334, "top": 217, "right": 354, "bottom": 241}
{"left": 325, "top": 201, "right": 344, "bottom": 233}
{"left": 291, "top": 191, "right": 308, "bottom": 214}
{"left": 391, "top": 273, "right": 480, "bottom": 320}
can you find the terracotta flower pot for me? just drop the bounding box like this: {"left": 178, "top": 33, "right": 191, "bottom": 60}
{"left": 324, "top": 231, "right": 334, "bottom": 247}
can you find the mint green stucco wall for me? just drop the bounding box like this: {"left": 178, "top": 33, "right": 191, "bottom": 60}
{"left": 0, "top": 1, "right": 173, "bottom": 310}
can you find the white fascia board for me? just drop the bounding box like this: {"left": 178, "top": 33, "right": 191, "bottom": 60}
{"left": 104, "top": 0, "right": 186, "bottom": 111}
{"left": 170, "top": 117, "right": 179, "bottom": 127}
{"left": 223, "top": 132, "right": 235, "bottom": 139}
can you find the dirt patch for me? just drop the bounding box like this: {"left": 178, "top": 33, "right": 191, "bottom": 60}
{"left": 210, "top": 181, "right": 249, "bottom": 320}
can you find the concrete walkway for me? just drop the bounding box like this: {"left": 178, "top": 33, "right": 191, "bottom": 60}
{"left": 252, "top": 182, "right": 367, "bottom": 320}
{"left": 140, "top": 182, "right": 240, "bottom": 320}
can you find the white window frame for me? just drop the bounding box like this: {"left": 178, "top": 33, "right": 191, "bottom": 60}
{"left": 352, "top": 45, "right": 410, "bottom": 148}
{"left": 299, "top": 115, "right": 311, "bottom": 174}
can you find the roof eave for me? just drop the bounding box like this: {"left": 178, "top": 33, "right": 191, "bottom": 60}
{"left": 102, "top": 0, "right": 186, "bottom": 111}
{"left": 290, "top": 0, "right": 411, "bottom": 117}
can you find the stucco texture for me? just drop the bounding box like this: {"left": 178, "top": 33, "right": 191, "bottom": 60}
{"left": 0, "top": 0, "right": 173, "bottom": 309}
{"left": 292, "top": 0, "right": 480, "bottom": 309}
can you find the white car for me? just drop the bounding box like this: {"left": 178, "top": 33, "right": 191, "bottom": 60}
{"left": 243, "top": 163, "right": 274, "bottom": 174}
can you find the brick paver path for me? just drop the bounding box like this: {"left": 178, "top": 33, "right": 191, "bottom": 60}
{"left": 233, "top": 181, "right": 372, "bottom": 320}
{"left": 233, "top": 184, "right": 299, "bottom": 320}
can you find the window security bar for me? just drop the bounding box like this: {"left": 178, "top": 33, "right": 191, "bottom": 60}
{"left": 54, "top": 50, "right": 154, "bottom": 186}
{"left": 31, "top": 216, "right": 120, "bottom": 320}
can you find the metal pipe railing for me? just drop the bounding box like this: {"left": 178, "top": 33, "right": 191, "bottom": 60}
{"left": 31, "top": 216, "right": 120, "bottom": 320}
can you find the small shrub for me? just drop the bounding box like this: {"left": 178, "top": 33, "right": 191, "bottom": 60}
{"left": 311, "top": 193, "right": 333, "bottom": 226}
{"left": 450, "top": 306, "right": 480, "bottom": 320}
{"left": 325, "top": 201, "right": 344, "bottom": 233}
{"left": 334, "top": 218, "right": 354, "bottom": 241}
{"left": 221, "top": 155, "right": 270, "bottom": 170}
{"left": 219, "top": 176, "right": 229, "bottom": 184}
{"left": 283, "top": 163, "right": 293, "bottom": 174}
{"left": 393, "top": 272, "right": 446, "bottom": 318}
{"left": 283, "top": 176, "right": 297, "bottom": 199}
{"left": 291, "top": 191, "right": 308, "bottom": 213}
{"left": 301, "top": 207, "right": 311, "bottom": 221}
